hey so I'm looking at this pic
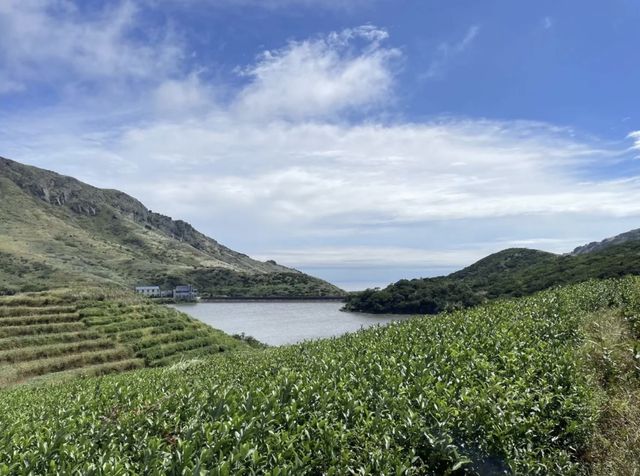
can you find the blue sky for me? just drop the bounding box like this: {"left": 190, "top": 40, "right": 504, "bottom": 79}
{"left": 2, "top": 0, "right": 640, "bottom": 289}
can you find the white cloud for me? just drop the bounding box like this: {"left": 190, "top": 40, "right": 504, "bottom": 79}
{"left": 0, "top": 0, "right": 182, "bottom": 94}
{"left": 253, "top": 246, "right": 487, "bottom": 268}
{"left": 234, "top": 26, "right": 400, "bottom": 120}
{"left": 3, "top": 12, "right": 640, "bottom": 285}
{"left": 424, "top": 25, "right": 480, "bottom": 80}
{"left": 120, "top": 119, "right": 640, "bottom": 227}
{"left": 156, "top": 0, "right": 376, "bottom": 9}
{"left": 152, "top": 73, "right": 217, "bottom": 116}
{"left": 13, "top": 113, "right": 638, "bottom": 228}
{"left": 543, "top": 17, "right": 553, "bottom": 30}
{"left": 628, "top": 130, "right": 640, "bottom": 150}
{"left": 2, "top": 16, "right": 635, "bottom": 231}
{"left": 253, "top": 235, "right": 589, "bottom": 269}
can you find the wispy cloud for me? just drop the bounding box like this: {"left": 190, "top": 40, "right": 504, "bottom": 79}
{"left": 106, "top": 119, "right": 638, "bottom": 226}
{"left": 234, "top": 26, "right": 400, "bottom": 120}
{"left": 155, "top": 0, "right": 379, "bottom": 9}
{"left": 2, "top": 3, "right": 640, "bottom": 284}
{"left": 7, "top": 110, "right": 638, "bottom": 229}
{"left": 253, "top": 236, "right": 587, "bottom": 270}
{"left": 423, "top": 25, "right": 480, "bottom": 80}
{"left": 0, "top": 0, "right": 182, "bottom": 95}
{"left": 253, "top": 246, "right": 488, "bottom": 268}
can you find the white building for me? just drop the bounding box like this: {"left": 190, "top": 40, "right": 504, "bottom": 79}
{"left": 135, "top": 286, "right": 161, "bottom": 297}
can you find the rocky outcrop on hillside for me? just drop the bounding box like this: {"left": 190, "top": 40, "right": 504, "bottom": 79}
{"left": 571, "top": 228, "right": 640, "bottom": 255}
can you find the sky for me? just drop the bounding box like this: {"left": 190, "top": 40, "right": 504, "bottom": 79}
{"left": 2, "top": 0, "right": 640, "bottom": 290}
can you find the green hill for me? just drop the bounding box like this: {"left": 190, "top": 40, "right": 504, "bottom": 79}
{"left": 344, "top": 237, "right": 640, "bottom": 314}
{"left": 0, "top": 288, "right": 254, "bottom": 388}
{"left": 1, "top": 278, "right": 638, "bottom": 474}
{"left": 0, "top": 157, "right": 344, "bottom": 298}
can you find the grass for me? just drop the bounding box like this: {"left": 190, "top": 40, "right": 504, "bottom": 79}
{"left": 0, "top": 305, "right": 77, "bottom": 317}
{"left": 0, "top": 331, "right": 102, "bottom": 350}
{"left": 0, "top": 339, "right": 115, "bottom": 363}
{"left": 0, "top": 322, "right": 87, "bottom": 338}
{"left": 129, "top": 330, "right": 205, "bottom": 351}
{"left": 588, "top": 390, "right": 640, "bottom": 475}
{"left": 0, "top": 313, "right": 81, "bottom": 326}
{"left": 581, "top": 309, "right": 640, "bottom": 474}
{"left": 0, "top": 288, "right": 254, "bottom": 388}
{"left": 21, "top": 358, "right": 146, "bottom": 388}
{"left": 1, "top": 278, "right": 639, "bottom": 474}
{"left": 9, "top": 347, "right": 133, "bottom": 379}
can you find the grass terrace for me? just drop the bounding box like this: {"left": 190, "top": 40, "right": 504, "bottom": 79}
{"left": 0, "top": 288, "right": 252, "bottom": 388}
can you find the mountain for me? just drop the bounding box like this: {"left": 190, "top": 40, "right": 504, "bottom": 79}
{"left": 571, "top": 228, "right": 640, "bottom": 255}
{"left": 0, "top": 157, "right": 344, "bottom": 297}
{"left": 344, "top": 236, "right": 640, "bottom": 314}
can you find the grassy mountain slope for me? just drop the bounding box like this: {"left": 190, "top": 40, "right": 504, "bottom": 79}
{"left": 1, "top": 278, "right": 638, "bottom": 474}
{"left": 0, "top": 157, "right": 343, "bottom": 297}
{"left": 0, "top": 288, "right": 253, "bottom": 388}
{"left": 344, "top": 238, "right": 640, "bottom": 314}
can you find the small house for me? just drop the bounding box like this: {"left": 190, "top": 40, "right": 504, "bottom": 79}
{"left": 173, "top": 285, "right": 197, "bottom": 301}
{"left": 135, "top": 286, "right": 161, "bottom": 297}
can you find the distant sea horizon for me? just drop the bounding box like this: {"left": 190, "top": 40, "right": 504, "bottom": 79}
{"left": 300, "top": 266, "right": 461, "bottom": 292}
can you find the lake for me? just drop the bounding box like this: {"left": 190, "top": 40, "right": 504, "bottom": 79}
{"left": 170, "top": 301, "right": 411, "bottom": 346}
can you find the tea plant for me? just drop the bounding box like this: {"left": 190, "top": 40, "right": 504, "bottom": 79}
{"left": 0, "top": 289, "right": 251, "bottom": 387}
{"left": 2, "top": 278, "right": 639, "bottom": 474}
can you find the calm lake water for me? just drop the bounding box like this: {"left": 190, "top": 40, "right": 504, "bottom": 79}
{"left": 170, "top": 301, "right": 410, "bottom": 346}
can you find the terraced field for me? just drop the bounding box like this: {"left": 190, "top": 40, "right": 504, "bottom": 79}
{"left": 0, "top": 289, "right": 251, "bottom": 387}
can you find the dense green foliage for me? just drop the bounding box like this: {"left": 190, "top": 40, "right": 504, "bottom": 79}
{"left": 2, "top": 278, "right": 639, "bottom": 474}
{"left": 345, "top": 243, "right": 640, "bottom": 314}
{"left": 0, "top": 289, "right": 252, "bottom": 387}
{"left": 176, "top": 269, "right": 345, "bottom": 298}
{"left": 345, "top": 278, "right": 483, "bottom": 314}
{"left": 0, "top": 157, "right": 343, "bottom": 298}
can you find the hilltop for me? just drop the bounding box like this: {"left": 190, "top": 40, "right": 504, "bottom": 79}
{"left": 0, "top": 157, "right": 343, "bottom": 297}
{"left": 344, "top": 232, "right": 640, "bottom": 314}
{"left": 571, "top": 228, "right": 640, "bottom": 255}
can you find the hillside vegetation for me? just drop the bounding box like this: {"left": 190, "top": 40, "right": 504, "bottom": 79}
{"left": 0, "top": 288, "right": 252, "bottom": 388}
{"left": 1, "top": 278, "right": 639, "bottom": 474}
{"left": 0, "top": 157, "right": 343, "bottom": 298}
{"left": 345, "top": 240, "right": 640, "bottom": 314}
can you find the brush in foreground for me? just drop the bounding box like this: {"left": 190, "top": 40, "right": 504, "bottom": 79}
{"left": 1, "top": 278, "right": 639, "bottom": 474}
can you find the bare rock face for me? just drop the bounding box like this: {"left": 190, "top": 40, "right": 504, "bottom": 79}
{"left": 25, "top": 178, "right": 99, "bottom": 216}
{"left": 36, "top": 185, "right": 52, "bottom": 203}
{"left": 27, "top": 183, "right": 63, "bottom": 204}
{"left": 69, "top": 202, "right": 98, "bottom": 216}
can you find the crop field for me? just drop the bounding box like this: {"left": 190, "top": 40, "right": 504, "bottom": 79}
{"left": 0, "top": 289, "right": 250, "bottom": 388}
{"left": 1, "top": 278, "right": 639, "bottom": 474}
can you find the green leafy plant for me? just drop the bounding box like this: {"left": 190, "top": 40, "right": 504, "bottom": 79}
{"left": 2, "top": 278, "right": 639, "bottom": 474}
